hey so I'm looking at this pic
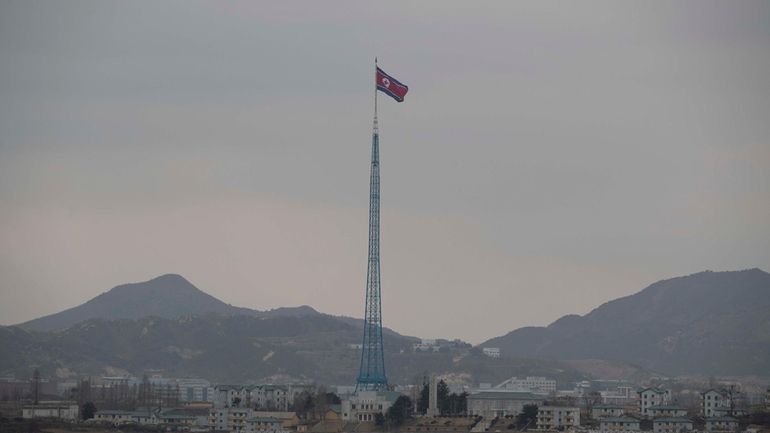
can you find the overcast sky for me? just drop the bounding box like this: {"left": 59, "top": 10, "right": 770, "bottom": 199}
{"left": 1, "top": 1, "right": 769, "bottom": 343}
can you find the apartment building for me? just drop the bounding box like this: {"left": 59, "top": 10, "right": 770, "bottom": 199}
{"left": 536, "top": 406, "right": 580, "bottom": 430}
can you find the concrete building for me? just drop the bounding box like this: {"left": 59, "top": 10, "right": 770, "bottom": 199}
{"left": 482, "top": 348, "right": 501, "bottom": 358}
{"left": 158, "top": 409, "right": 200, "bottom": 427}
{"left": 602, "top": 387, "right": 636, "bottom": 405}
{"left": 466, "top": 391, "right": 544, "bottom": 418}
{"left": 705, "top": 416, "right": 739, "bottom": 432}
{"left": 252, "top": 411, "right": 300, "bottom": 430}
{"left": 210, "top": 407, "right": 251, "bottom": 432}
{"left": 22, "top": 402, "right": 79, "bottom": 421}
{"left": 94, "top": 410, "right": 157, "bottom": 425}
{"left": 647, "top": 405, "right": 687, "bottom": 418}
{"left": 250, "top": 385, "right": 290, "bottom": 411}
{"left": 177, "top": 378, "right": 212, "bottom": 402}
{"left": 536, "top": 406, "right": 580, "bottom": 430}
{"left": 340, "top": 390, "right": 400, "bottom": 422}
{"left": 600, "top": 417, "right": 641, "bottom": 432}
{"left": 653, "top": 417, "right": 693, "bottom": 433}
{"left": 246, "top": 416, "right": 284, "bottom": 433}
{"left": 592, "top": 404, "right": 625, "bottom": 419}
{"left": 496, "top": 377, "right": 557, "bottom": 395}
{"left": 702, "top": 389, "right": 735, "bottom": 418}
{"left": 639, "top": 388, "right": 672, "bottom": 417}
{"left": 213, "top": 385, "right": 249, "bottom": 408}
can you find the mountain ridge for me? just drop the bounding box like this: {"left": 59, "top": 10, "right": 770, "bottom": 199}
{"left": 17, "top": 274, "right": 320, "bottom": 332}
{"left": 480, "top": 268, "right": 770, "bottom": 376}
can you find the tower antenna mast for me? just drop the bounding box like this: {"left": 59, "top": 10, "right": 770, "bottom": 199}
{"left": 356, "top": 57, "right": 388, "bottom": 391}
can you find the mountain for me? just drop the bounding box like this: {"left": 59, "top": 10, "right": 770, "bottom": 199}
{"left": 2, "top": 314, "right": 397, "bottom": 384}
{"left": 1, "top": 273, "right": 598, "bottom": 385}
{"left": 0, "top": 314, "right": 593, "bottom": 385}
{"left": 480, "top": 268, "right": 770, "bottom": 376}
{"left": 17, "top": 274, "right": 317, "bottom": 332}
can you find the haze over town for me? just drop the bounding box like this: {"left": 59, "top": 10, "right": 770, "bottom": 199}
{"left": 2, "top": 2, "right": 770, "bottom": 433}
{"left": 1, "top": 1, "right": 769, "bottom": 345}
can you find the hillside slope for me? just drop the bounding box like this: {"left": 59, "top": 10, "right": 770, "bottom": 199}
{"left": 481, "top": 269, "right": 770, "bottom": 375}
{"left": 17, "top": 274, "right": 317, "bottom": 332}
{"left": 1, "top": 314, "right": 595, "bottom": 385}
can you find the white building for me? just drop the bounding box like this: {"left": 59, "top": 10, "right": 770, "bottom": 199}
{"left": 413, "top": 339, "right": 440, "bottom": 352}
{"left": 647, "top": 405, "right": 687, "bottom": 418}
{"left": 94, "top": 410, "right": 157, "bottom": 425}
{"left": 496, "top": 377, "right": 557, "bottom": 394}
{"left": 245, "top": 416, "right": 285, "bottom": 433}
{"left": 702, "top": 389, "right": 735, "bottom": 418}
{"left": 592, "top": 404, "right": 625, "bottom": 419}
{"left": 482, "top": 347, "right": 501, "bottom": 358}
{"left": 653, "top": 417, "right": 693, "bottom": 433}
{"left": 602, "top": 386, "right": 636, "bottom": 405}
{"left": 177, "top": 378, "right": 212, "bottom": 402}
{"left": 213, "top": 385, "right": 249, "bottom": 408}
{"left": 210, "top": 407, "right": 252, "bottom": 432}
{"left": 467, "top": 391, "right": 544, "bottom": 419}
{"left": 638, "top": 388, "right": 671, "bottom": 417}
{"left": 22, "top": 402, "right": 79, "bottom": 421}
{"left": 250, "top": 385, "right": 291, "bottom": 411}
{"left": 536, "top": 406, "right": 580, "bottom": 430}
{"left": 600, "top": 416, "right": 641, "bottom": 432}
{"left": 341, "top": 390, "right": 400, "bottom": 422}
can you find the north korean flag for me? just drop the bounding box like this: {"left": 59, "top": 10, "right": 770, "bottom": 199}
{"left": 376, "top": 67, "right": 409, "bottom": 102}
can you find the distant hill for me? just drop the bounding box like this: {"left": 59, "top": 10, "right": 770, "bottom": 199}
{"left": 17, "top": 274, "right": 318, "bottom": 332}
{"left": 480, "top": 268, "right": 770, "bottom": 376}
{"left": 0, "top": 314, "right": 591, "bottom": 385}
{"left": 2, "top": 314, "right": 391, "bottom": 384}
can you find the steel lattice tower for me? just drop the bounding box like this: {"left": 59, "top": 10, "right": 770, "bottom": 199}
{"left": 356, "top": 74, "right": 388, "bottom": 391}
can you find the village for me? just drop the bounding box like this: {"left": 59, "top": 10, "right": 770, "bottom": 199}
{"left": 4, "top": 372, "right": 770, "bottom": 433}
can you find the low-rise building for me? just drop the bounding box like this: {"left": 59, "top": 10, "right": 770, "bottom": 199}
{"left": 210, "top": 407, "right": 251, "bottom": 432}
{"left": 466, "top": 391, "right": 544, "bottom": 419}
{"left": 600, "top": 416, "right": 641, "bottom": 432}
{"left": 536, "top": 406, "right": 580, "bottom": 430}
{"left": 159, "top": 408, "right": 208, "bottom": 427}
{"left": 177, "top": 378, "right": 213, "bottom": 403}
{"left": 246, "top": 416, "right": 284, "bottom": 433}
{"left": 593, "top": 404, "right": 625, "bottom": 419}
{"left": 22, "top": 402, "right": 79, "bottom": 421}
{"left": 653, "top": 417, "right": 693, "bottom": 433}
{"left": 639, "top": 388, "right": 672, "bottom": 418}
{"left": 252, "top": 411, "right": 300, "bottom": 429}
{"left": 647, "top": 405, "right": 687, "bottom": 418}
{"left": 94, "top": 410, "right": 157, "bottom": 425}
{"left": 706, "top": 416, "right": 739, "bottom": 432}
{"left": 482, "top": 348, "right": 501, "bottom": 358}
{"left": 213, "top": 385, "right": 249, "bottom": 409}
{"left": 341, "top": 390, "right": 400, "bottom": 422}
{"left": 496, "top": 377, "right": 557, "bottom": 395}
{"left": 702, "top": 389, "right": 736, "bottom": 418}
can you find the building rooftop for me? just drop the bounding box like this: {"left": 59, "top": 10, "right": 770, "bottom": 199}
{"left": 654, "top": 417, "right": 692, "bottom": 423}
{"left": 96, "top": 410, "right": 155, "bottom": 417}
{"left": 707, "top": 416, "right": 738, "bottom": 422}
{"left": 247, "top": 417, "right": 282, "bottom": 423}
{"left": 601, "top": 417, "right": 640, "bottom": 423}
{"left": 639, "top": 387, "right": 668, "bottom": 394}
{"left": 648, "top": 405, "right": 685, "bottom": 410}
{"left": 594, "top": 403, "right": 625, "bottom": 409}
{"left": 469, "top": 391, "right": 542, "bottom": 401}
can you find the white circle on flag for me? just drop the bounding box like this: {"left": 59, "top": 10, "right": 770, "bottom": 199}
{"left": 381, "top": 78, "right": 390, "bottom": 88}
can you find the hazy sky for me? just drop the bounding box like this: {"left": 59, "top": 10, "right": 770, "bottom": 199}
{"left": 1, "top": 1, "right": 769, "bottom": 343}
